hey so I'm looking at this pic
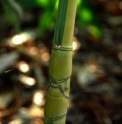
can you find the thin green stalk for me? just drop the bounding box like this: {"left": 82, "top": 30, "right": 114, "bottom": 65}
{"left": 44, "top": 0, "right": 77, "bottom": 124}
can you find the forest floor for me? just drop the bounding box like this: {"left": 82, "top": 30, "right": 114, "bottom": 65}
{"left": 0, "top": 0, "right": 122, "bottom": 124}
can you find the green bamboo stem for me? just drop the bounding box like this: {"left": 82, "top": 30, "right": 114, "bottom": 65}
{"left": 44, "top": 0, "right": 77, "bottom": 124}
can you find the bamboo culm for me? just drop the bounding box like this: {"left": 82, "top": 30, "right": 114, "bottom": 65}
{"left": 44, "top": 0, "right": 77, "bottom": 124}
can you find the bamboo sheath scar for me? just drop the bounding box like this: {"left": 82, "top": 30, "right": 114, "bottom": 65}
{"left": 44, "top": 0, "right": 77, "bottom": 124}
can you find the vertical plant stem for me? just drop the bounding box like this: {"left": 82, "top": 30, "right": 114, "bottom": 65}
{"left": 44, "top": 0, "right": 77, "bottom": 124}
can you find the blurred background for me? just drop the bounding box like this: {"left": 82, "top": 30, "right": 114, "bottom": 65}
{"left": 0, "top": 0, "right": 122, "bottom": 124}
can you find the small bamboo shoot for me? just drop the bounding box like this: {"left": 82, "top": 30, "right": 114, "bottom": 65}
{"left": 44, "top": 0, "right": 77, "bottom": 124}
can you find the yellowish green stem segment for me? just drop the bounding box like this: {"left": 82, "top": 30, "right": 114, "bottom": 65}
{"left": 44, "top": 0, "right": 77, "bottom": 124}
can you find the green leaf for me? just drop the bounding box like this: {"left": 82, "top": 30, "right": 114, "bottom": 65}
{"left": 38, "top": 11, "right": 54, "bottom": 36}
{"left": 17, "top": 0, "right": 57, "bottom": 9}
{"left": 36, "top": 0, "right": 49, "bottom": 7}
{"left": 79, "top": 8, "right": 93, "bottom": 23}
{"left": 88, "top": 25, "right": 102, "bottom": 38}
{"left": 2, "top": 0, "right": 20, "bottom": 33}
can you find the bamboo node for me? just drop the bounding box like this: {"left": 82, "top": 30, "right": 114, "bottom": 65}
{"left": 48, "top": 75, "right": 70, "bottom": 99}
{"left": 49, "top": 75, "right": 70, "bottom": 83}
{"left": 50, "top": 83, "right": 58, "bottom": 88}
{"left": 52, "top": 45, "right": 73, "bottom": 51}
{"left": 45, "top": 113, "right": 66, "bottom": 121}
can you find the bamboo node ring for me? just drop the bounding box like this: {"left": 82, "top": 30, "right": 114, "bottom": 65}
{"left": 52, "top": 45, "right": 73, "bottom": 51}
